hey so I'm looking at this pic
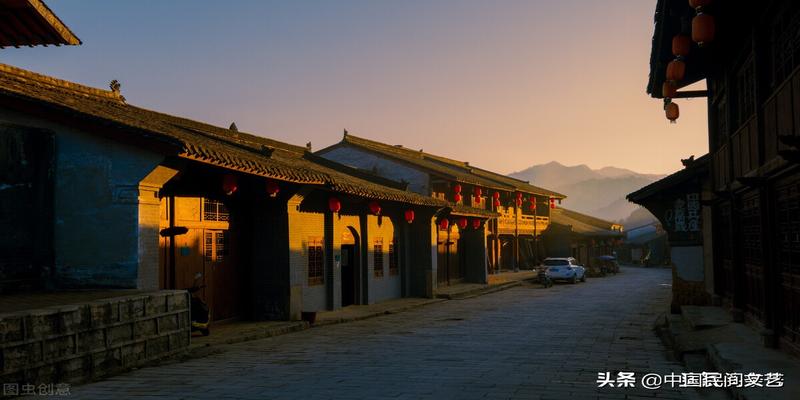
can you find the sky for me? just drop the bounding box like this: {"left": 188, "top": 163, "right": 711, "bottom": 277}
{"left": 4, "top": 0, "right": 708, "bottom": 175}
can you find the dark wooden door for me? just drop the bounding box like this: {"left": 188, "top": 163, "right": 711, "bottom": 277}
{"left": 341, "top": 244, "right": 356, "bottom": 307}
{"left": 205, "top": 229, "right": 243, "bottom": 321}
{"left": 775, "top": 176, "right": 800, "bottom": 353}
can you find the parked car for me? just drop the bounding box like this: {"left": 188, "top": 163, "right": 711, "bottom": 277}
{"left": 542, "top": 257, "right": 586, "bottom": 283}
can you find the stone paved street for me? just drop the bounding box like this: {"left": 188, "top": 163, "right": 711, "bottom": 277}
{"left": 73, "top": 267, "right": 705, "bottom": 399}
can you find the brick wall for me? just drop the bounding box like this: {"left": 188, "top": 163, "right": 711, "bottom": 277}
{"left": 0, "top": 291, "right": 190, "bottom": 386}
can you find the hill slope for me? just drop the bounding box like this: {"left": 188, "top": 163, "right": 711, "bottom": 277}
{"left": 509, "top": 161, "right": 666, "bottom": 224}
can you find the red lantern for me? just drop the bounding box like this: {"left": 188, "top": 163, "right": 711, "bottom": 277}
{"left": 328, "top": 197, "right": 341, "bottom": 213}
{"left": 454, "top": 193, "right": 463, "bottom": 203}
{"left": 666, "top": 59, "right": 686, "bottom": 83}
{"left": 222, "top": 175, "right": 238, "bottom": 195}
{"left": 404, "top": 209, "right": 415, "bottom": 223}
{"left": 368, "top": 201, "right": 381, "bottom": 215}
{"left": 688, "top": 0, "right": 711, "bottom": 10}
{"left": 515, "top": 198, "right": 522, "bottom": 207}
{"left": 671, "top": 35, "right": 691, "bottom": 57}
{"left": 516, "top": 192, "right": 523, "bottom": 200}
{"left": 473, "top": 187, "right": 482, "bottom": 201}
{"left": 492, "top": 192, "right": 500, "bottom": 200}
{"left": 493, "top": 199, "right": 501, "bottom": 208}
{"left": 665, "top": 102, "right": 680, "bottom": 123}
{"left": 549, "top": 197, "right": 556, "bottom": 209}
{"left": 692, "top": 13, "right": 715, "bottom": 47}
{"left": 439, "top": 218, "right": 449, "bottom": 230}
{"left": 456, "top": 217, "right": 468, "bottom": 229}
{"left": 266, "top": 180, "right": 280, "bottom": 197}
{"left": 529, "top": 199, "right": 537, "bottom": 212}
{"left": 471, "top": 218, "right": 481, "bottom": 230}
{"left": 453, "top": 184, "right": 462, "bottom": 193}
{"left": 662, "top": 82, "right": 677, "bottom": 99}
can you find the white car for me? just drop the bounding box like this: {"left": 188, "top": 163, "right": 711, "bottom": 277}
{"left": 542, "top": 257, "right": 586, "bottom": 283}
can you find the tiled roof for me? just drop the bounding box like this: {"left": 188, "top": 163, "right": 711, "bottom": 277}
{"left": 332, "top": 133, "right": 566, "bottom": 199}
{"left": 0, "top": 63, "right": 445, "bottom": 207}
{"left": 0, "top": 0, "right": 81, "bottom": 48}
{"left": 550, "top": 208, "right": 623, "bottom": 237}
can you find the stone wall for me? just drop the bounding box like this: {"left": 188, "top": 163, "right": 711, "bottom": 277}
{"left": 0, "top": 291, "right": 190, "bottom": 386}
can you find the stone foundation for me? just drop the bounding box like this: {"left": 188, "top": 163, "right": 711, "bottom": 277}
{"left": 0, "top": 290, "right": 190, "bottom": 386}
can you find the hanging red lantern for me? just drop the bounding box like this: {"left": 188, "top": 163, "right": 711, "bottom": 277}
{"left": 439, "top": 218, "right": 449, "bottom": 230}
{"left": 453, "top": 184, "right": 462, "bottom": 193}
{"left": 266, "top": 180, "right": 280, "bottom": 197}
{"left": 471, "top": 218, "right": 481, "bottom": 230}
{"left": 665, "top": 102, "right": 680, "bottom": 123}
{"left": 516, "top": 192, "right": 523, "bottom": 200}
{"left": 493, "top": 199, "right": 501, "bottom": 208}
{"left": 368, "top": 201, "right": 381, "bottom": 215}
{"left": 222, "top": 175, "right": 238, "bottom": 195}
{"left": 529, "top": 199, "right": 537, "bottom": 212}
{"left": 492, "top": 192, "right": 500, "bottom": 200}
{"left": 456, "top": 217, "right": 468, "bottom": 229}
{"left": 473, "top": 187, "right": 482, "bottom": 201}
{"left": 454, "top": 193, "right": 463, "bottom": 203}
{"left": 671, "top": 35, "right": 691, "bottom": 57}
{"left": 688, "top": 0, "right": 711, "bottom": 10}
{"left": 666, "top": 59, "right": 686, "bottom": 83}
{"left": 404, "top": 209, "right": 415, "bottom": 223}
{"left": 692, "top": 13, "right": 715, "bottom": 47}
{"left": 549, "top": 197, "right": 556, "bottom": 209}
{"left": 328, "top": 197, "right": 341, "bottom": 213}
{"left": 515, "top": 198, "right": 522, "bottom": 207}
{"left": 662, "top": 82, "right": 678, "bottom": 99}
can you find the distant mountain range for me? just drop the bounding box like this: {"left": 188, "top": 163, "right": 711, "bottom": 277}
{"left": 509, "top": 161, "right": 665, "bottom": 226}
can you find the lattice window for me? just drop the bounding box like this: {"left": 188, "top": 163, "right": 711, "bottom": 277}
{"left": 734, "top": 57, "right": 756, "bottom": 128}
{"left": 776, "top": 176, "right": 800, "bottom": 345}
{"left": 308, "top": 238, "right": 324, "bottom": 286}
{"left": 740, "top": 192, "right": 764, "bottom": 320}
{"left": 373, "top": 238, "right": 384, "bottom": 278}
{"left": 770, "top": 2, "right": 800, "bottom": 88}
{"left": 389, "top": 240, "right": 399, "bottom": 276}
{"left": 203, "top": 198, "right": 229, "bottom": 221}
{"left": 204, "top": 231, "right": 228, "bottom": 262}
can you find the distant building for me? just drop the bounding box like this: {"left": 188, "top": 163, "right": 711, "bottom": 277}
{"left": 317, "top": 134, "right": 566, "bottom": 285}
{"left": 541, "top": 208, "right": 624, "bottom": 270}
{"left": 0, "top": 0, "right": 81, "bottom": 48}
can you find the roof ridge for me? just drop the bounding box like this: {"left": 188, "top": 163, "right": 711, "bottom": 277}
{"left": 0, "top": 63, "right": 121, "bottom": 101}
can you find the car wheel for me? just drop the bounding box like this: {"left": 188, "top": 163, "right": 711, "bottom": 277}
{"left": 570, "top": 275, "right": 577, "bottom": 284}
{"left": 580, "top": 274, "right": 586, "bottom": 282}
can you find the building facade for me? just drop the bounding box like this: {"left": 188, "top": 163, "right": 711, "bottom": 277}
{"left": 317, "top": 133, "right": 566, "bottom": 289}
{"left": 639, "top": 0, "right": 800, "bottom": 355}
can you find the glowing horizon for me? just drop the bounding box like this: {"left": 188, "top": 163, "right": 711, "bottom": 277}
{"left": 4, "top": 0, "right": 707, "bottom": 175}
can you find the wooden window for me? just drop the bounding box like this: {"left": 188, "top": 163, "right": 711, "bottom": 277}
{"left": 373, "top": 238, "right": 384, "bottom": 278}
{"left": 770, "top": 2, "right": 800, "bottom": 88}
{"left": 204, "top": 231, "right": 228, "bottom": 262}
{"left": 734, "top": 57, "right": 755, "bottom": 129}
{"left": 389, "top": 240, "right": 399, "bottom": 276}
{"left": 308, "top": 238, "right": 324, "bottom": 286}
{"left": 203, "top": 198, "right": 229, "bottom": 221}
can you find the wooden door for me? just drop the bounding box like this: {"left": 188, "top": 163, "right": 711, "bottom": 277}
{"left": 448, "top": 228, "right": 462, "bottom": 282}
{"left": 341, "top": 244, "right": 356, "bottom": 307}
{"left": 437, "top": 227, "right": 449, "bottom": 285}
{"left": 204, "top": 229, "right": 242, "bottom": 322}
{"left": 174, "top": 228, "right": 207, "bottom": 302}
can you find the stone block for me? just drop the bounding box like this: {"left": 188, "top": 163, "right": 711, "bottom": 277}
{"left": 58, "top": 306, "right": 83, "bottom": 333}
{"left": 157, "top": 314, "right": 178, "bottom": 332}
{"left": 119, "top": 341, "right": 146, "bottom": 366}
{"left": 77, "top": 329, "right": 105, "bottom": 353}
{"left": 57, "top": 356, "right": 88, "bottom": 383}
{"left": 134, "top": 318, "right": 157, "bottom": 336}
{"left": 108, "top": 324, "right": 132, "bottom": 346}
{"left": 27, "top": 309, "right": 59, "bottom": 339}
{"left": 146, "top": 335, "right": 169, "bottom": 356}
{"left": 42, "top": 335, "right": 75, "bottom": 361}
{"left": 145, "top": 293, "right": 168, "bottom": 315}
{"left": 0, "top": 314, "right": 25, "bottom": 343}
{"left": 88, "top": 302, "right": 112, "bottom": 326}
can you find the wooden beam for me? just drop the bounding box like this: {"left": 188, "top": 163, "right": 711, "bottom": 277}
{"left": 673, "top": 90, "right": 708, "bottom": 99}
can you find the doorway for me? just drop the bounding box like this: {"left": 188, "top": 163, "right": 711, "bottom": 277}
{"left": 341, "top": 226, "right": 360, "bottom": 307}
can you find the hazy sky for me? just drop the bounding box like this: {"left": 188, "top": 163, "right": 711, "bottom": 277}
{"left": 5, "top": 0, "right": 708, "bottom": 175}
